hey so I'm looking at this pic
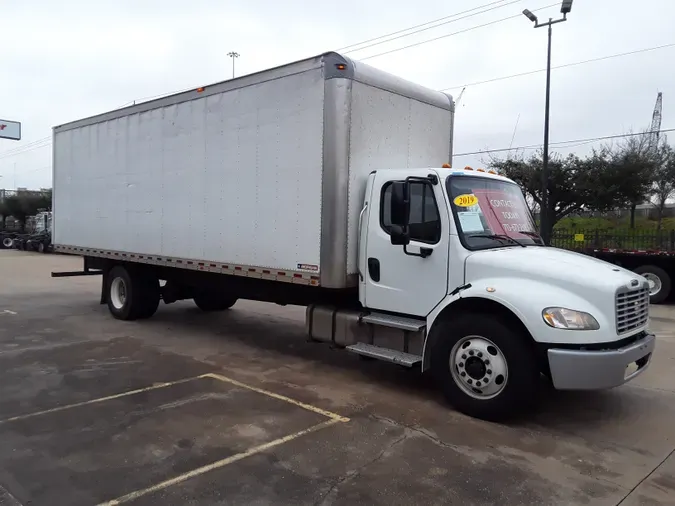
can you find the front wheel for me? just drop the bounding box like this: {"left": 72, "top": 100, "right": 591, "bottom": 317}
{"left": 430, "top": 314, "right": 540, "bottom": 422}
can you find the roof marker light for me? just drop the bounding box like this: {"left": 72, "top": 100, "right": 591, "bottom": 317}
{"left": 464, "top": 166, "right": 473, "bottom": 171}
{"left": 442, "top": 163, "right": 451, "bottom": 168}
{"left": 476, "top": 168, "right": 485, "bottom": 172}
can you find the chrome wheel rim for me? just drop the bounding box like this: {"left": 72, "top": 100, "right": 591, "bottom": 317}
{"left": 110, "top": 277, "right": 127, "bottom": 310}
{"left": 450, "top": 335, "right": 508, "bottom": 400}
{"left": 643, "top": 273, "right": 662, "bottom": 297}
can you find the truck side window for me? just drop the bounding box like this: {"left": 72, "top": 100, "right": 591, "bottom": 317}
{"left": 381, "top": 181, "right": 441, "bottom": 244}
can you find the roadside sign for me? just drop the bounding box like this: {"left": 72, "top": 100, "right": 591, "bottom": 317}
{"left": 574, "top": 233, "right": 585, "bottom": 242}
{"left": 0, "top": 119, "right": 21, "bottom": 140}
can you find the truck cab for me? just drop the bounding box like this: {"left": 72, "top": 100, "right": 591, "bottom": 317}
{"left": 311, "top": 166, "right": 655, "bottom": 421}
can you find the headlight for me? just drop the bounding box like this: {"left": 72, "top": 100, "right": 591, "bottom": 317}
{"left": 542, "top": 307, "right": 600, "bottom": 330}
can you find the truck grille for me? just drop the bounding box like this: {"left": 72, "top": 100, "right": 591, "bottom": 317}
{"left": 616, "top": 287, "right": 650, "bottom": 335}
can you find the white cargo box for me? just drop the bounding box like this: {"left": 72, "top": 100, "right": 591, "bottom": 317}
{"left": 53, "top": 52, "right": 454, "bottom": 288}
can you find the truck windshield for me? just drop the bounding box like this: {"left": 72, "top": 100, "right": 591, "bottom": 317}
{"left": 446, "top": 175, "right": 543, "bottom": 250}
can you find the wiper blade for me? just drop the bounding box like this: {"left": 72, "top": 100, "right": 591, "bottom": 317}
{"left": 518, "top": 230, "right": 541, "bottom": 239}
{"left": 517, "top": 230, "right": 545, "bottom": 243}
{"left": 469, "top": 234, "right": 526, "bottom": 247}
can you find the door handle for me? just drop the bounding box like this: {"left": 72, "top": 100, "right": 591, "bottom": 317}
{"left": 367, "top": 258, "right": 381, "bottom": 282}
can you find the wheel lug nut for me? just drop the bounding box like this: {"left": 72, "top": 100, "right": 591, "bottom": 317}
{"left": 462, "top": 354, "right": 467, "bottom": 359}
{"left": 469, "top": 350, "right": 474, "bottom": 356}
{"left": 484, "top": 360, "right": 490, "bottom": 365}
{"left": 467, "top": 379, "right": 473, "bottom": 385}
{"left": 460, "top": 371, "right": 466, "bottom": 377}
{"left": 476, "top": 381, "right": 481, "bottom": 387}
{"left": 487, "top": 369, "right": 492, "bottom": 374}
{"left": 459, "top": 362, "right": 464, "bottom": 368}
{"left": 477, "top": 352, "right": 483, "bottom": 358}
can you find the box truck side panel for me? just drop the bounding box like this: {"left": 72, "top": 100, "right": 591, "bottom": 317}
{"left": 54, "top": 68, "right": 326, "bottom": 273}
{"left": 345, "top": 81, "right": 453, "bottom": 275}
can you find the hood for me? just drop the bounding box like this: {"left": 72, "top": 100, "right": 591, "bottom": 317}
{"left": 464, "top": 246, "right": 645, "bottom": 295}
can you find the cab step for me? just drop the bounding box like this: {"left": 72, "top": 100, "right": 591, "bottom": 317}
{"left": 346, "top": 343, "right": 422, "bottom": 367}
{"left": 360, "top": 312, "right": 426, "bottom": 332}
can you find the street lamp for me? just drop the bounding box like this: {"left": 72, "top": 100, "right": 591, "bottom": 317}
{"left": 523, "top": 0, "right": 573, "bottom": 245}
{"left": 227, "top": 51, "right": 240, "bottom": 79}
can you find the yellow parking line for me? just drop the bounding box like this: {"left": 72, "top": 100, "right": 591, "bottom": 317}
{"left": 204, "top": 372, "right": 350, "bottom": 422}
{"left": 0, "top": 375, "right": 205, "bottom": 425}
{"left": 96, "top": 418, "right": 342, "bottom": 506}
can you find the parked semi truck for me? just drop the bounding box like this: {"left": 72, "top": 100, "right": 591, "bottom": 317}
{"left": 51, "top": 52, "right": 655, "bottom": 421}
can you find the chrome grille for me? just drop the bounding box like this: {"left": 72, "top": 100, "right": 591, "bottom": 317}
{"left": 616, "top": 287, "right": 650, "bottom": 335}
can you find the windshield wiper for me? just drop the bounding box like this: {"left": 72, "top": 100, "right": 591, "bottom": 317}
{"left": 517, "top": 230, "right": 545, "bottom": 244}
{"left": 469, "top": 234, "right": 526, "bottom": 247}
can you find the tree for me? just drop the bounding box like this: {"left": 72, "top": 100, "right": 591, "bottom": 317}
{"left": 606, "top": 132, "right": 658, "bottom": 228}
{"left": 650, "top": 141, "right": 675, "bottom": 231}
{"left": 488, "top": 150, "right": 617, "bottom": 244}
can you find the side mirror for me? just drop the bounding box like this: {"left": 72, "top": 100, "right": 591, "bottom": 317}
{"left": 390, "top": 224, "right": 410, "bottom": 246}
{"left": 390, "top": 181, "right": 409, "bottom": 226}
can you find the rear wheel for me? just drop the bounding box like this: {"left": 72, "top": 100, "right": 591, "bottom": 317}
{"left": 430, "top": 313, "right": 540, "bottom": 422}
{"left": 1, "top": 237, "right": 13, "bottom": 249}
{"left": 193, "top": 292, "right": 237, "bottom": 312}
{"left": 634, "top": 265, "right": 670, "bottom": 304}
{"left": 107, "top": 266, "right": 160, "bottom": 320}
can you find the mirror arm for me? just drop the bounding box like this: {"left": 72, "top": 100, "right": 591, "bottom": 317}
{"left": 403, "top": 245, "right": 432, "bottom": 258}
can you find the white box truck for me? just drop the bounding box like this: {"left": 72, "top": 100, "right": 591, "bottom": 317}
{"left": 52, "top": 52, "right": 655, "bottom": 421}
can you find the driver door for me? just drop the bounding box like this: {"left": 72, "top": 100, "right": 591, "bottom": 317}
{"left": 363, "top": 171, "right": 449, "bottom": 316}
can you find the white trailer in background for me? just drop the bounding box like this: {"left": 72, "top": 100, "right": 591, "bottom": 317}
{"left": 52, "top": 52, "right": 655, "bottom": 421}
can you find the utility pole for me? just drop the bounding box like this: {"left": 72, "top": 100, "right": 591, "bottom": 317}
{"left": 227, "top": 52, "right": 240, "bottom": 79}
{"left": 522, "top": 0, "right": 573, "bottom": 245}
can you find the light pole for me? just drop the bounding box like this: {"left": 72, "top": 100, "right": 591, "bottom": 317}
{"left": 523, "top": 0, "right": 573, "bottom": 245}
{"left": 227, "top": 51, "right": 240, "bottom": 79}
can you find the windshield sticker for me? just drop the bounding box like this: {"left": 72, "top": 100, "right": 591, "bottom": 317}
{"left": 472, "top": 189, "right": 532, "bottom": 237}
{"left": 457, "top": 211, "right": 484, "bottom": 233}
{"left": 453, "top": 194, "right": 478, "bottom": 207}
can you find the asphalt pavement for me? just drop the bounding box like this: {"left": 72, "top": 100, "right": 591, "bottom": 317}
{"left": 0, "top": 249, "right": 674, "bottom": 505}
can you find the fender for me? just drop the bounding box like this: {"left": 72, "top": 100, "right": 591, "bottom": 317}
{"left": 421, "top": 277, "right": 610, "bottom": 371}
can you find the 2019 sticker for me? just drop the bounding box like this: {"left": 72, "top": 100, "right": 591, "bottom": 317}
{"left": 453, "top": 194, "right": 478, "bottom": 207}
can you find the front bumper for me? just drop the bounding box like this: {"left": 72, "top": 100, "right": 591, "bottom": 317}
{"left": 547, "top": 332, "right": 655, "bottom": 390}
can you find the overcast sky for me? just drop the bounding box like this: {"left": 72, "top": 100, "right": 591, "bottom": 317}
{"left": 1, "top": 0, "right": 673, "bottom": 189}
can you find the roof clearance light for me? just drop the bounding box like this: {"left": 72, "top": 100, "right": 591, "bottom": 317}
{"left": 477, "top": 168, "right": 485, "bottom": 172}
{"left": 488, "top": 170, "right": 497, "bottom": 174}
{"left": 335, "top": 64, "right": 347, "bottom": 70}
{"left": 442, "top": 163, "right": 451, "bottom": 168}
{"left": 464, "top": 166, "right": 473, "bottom": 171}
{"left": 197, "top": 87, "right": 205, "bottom": 93}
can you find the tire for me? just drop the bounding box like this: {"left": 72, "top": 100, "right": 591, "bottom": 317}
{"left": 429, "top": 313, "right": 540, "bottom": 422}
{"left": 634, "top": 265, "right": 670, "bottom": 304}
{"left": 2, "top": 237, "right": 13, "bottom": 249}
{"left": 136, "top": 276, "right": 160, "bottom": 319}
{"left": 37, "top": 242, "right": 45, "bottom": 253}
{"left": 106, "top": 266, "right": 160, "bottom": 320}
{"left": 193, "top": 292, "right": 237, "bottom": 312}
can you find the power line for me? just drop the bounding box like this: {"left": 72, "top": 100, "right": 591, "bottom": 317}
{"left": 454, "top": 128, "right": 675, "bottom": 157}
{"left": 441, "top": 42, "right": 675, "bottom": 90}
{"left": 359, "top": 2, "right": 558, "bottom": 61}
{"left": 336, "top": 0, "right": 511, "bottom": 52}
{"left": 341, "top": 0, "right": 520, "bottom": 54}
{"left": 0, "top": 138, "right": 51, "bottom": 160}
